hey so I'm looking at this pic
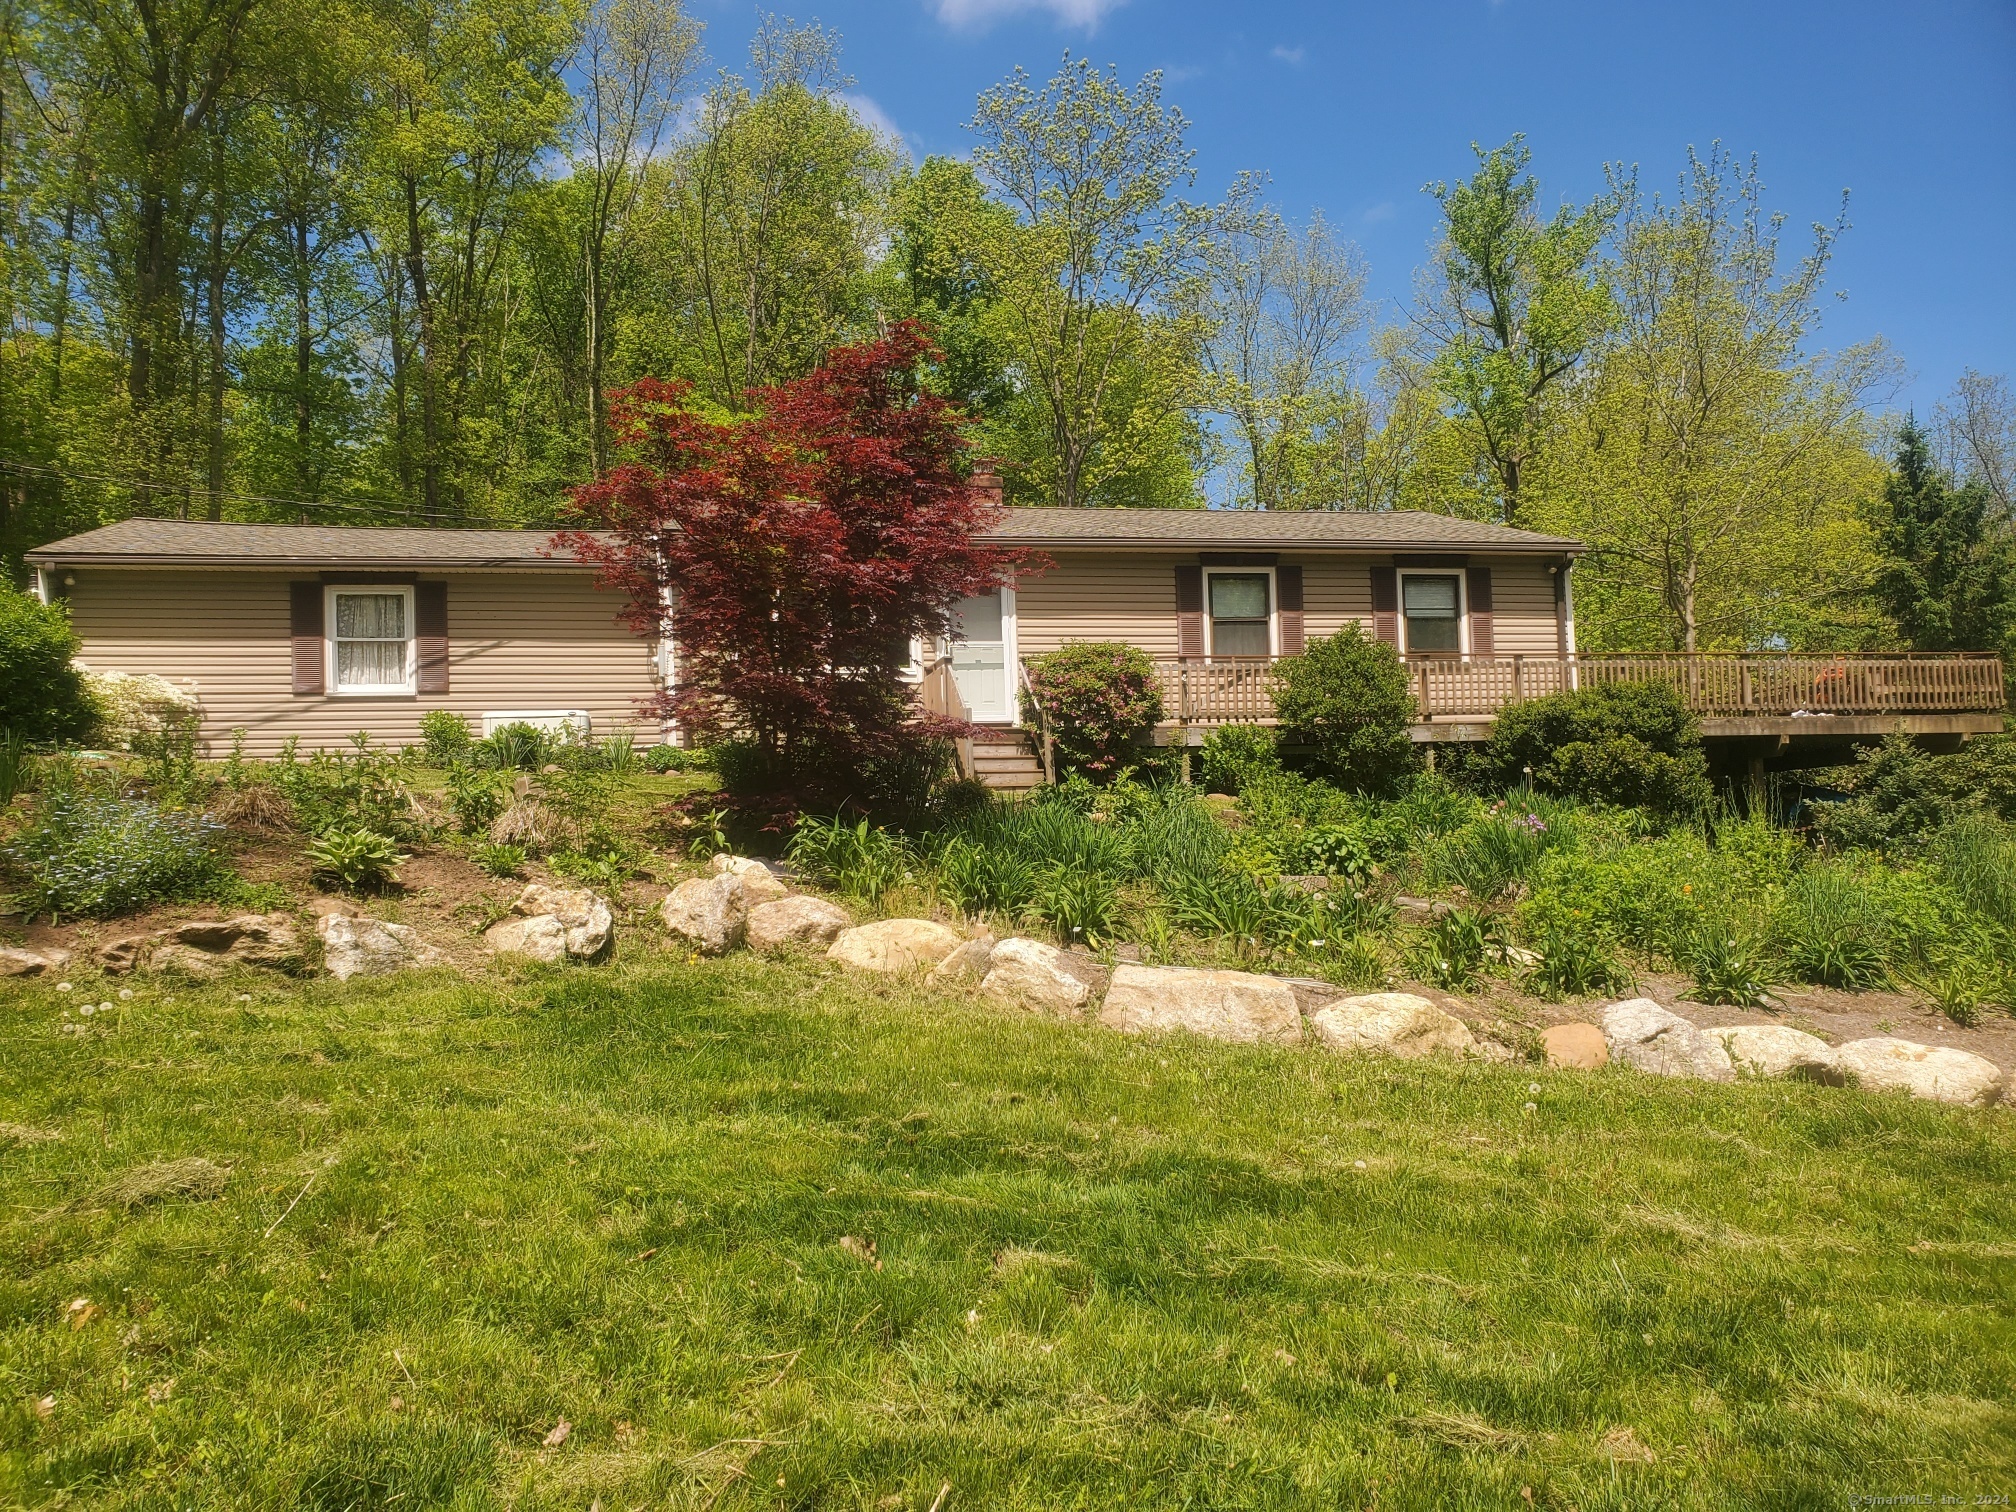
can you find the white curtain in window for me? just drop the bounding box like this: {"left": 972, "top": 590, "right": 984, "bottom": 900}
{"left": 334, "top": 593, "right": 409, "bottom": 687}
{"left": 337, "top": 640, "right": 408, "bottom": 686}
{"left": 336, "top": 593, "right": 405, "bottom": 639}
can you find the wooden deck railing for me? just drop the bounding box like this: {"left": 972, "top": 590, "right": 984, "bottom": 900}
{"left": 1136, "top": 653, "right": 2007, "bottom": 727}
{"left": 918, "top": 656, "right": 977, "bottom": 778}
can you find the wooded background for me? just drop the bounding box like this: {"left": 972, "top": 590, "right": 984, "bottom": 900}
{"left": 3, "top": 1, "right": 2011, "bottom": 655}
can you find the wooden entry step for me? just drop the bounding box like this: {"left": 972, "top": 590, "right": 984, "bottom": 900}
{"left": 967, "top": 730, "right": 1046, "bottom": 791}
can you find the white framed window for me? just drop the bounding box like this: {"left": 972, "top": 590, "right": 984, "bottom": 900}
{"left": 1204, "top": 568, "right": 1276, "bottom": 658}
{"left": 326, "top": 585, "right": 416, "bottom": 695}
{"left": 1398, "top": 569, "right": 1466, "bottom": 656}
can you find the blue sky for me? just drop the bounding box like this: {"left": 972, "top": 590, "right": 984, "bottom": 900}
{"left": 690, "top": 0, "right": 2015, "bottom": 414}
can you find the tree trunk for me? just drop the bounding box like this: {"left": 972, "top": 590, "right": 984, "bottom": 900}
{"left": 402, "top": 170, "right": 443, "bottom": 523}
{"left": 585, "top": 230, "right": 607, "bottom": 473}
{"left": 294, "top": 214, "right": 314, "bottom": 499}
{"left": 205, "top": 131, "right": 228, "bottom": 520}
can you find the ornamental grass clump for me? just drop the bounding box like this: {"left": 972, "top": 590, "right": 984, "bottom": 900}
{"left": 4, "top": 794, "right": 229, "bottom": 920}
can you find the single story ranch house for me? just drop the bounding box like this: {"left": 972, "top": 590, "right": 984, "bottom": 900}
{"left": 25, "top": 508, "right": 2004, "bottom": 787}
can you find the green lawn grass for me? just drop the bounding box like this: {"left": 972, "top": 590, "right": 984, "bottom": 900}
{"left": 2, "top": 953, "right": 2012, "bottom": 1508}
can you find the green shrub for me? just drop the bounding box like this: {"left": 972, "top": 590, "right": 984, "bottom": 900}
{"left": 1485, "top": 682, "right": 1710, "bottom": 818}
{"left": 1166, "top": 872, "right": 1300, "bottom": 960}
{"left": 1278, "top": 822, "right": 1376, "bottom": 884}
{"left": 1028, "top": 865, "right": 1122, "bottom": 946}
{"left": 1812, "top": 733, "right": 1967, "bottom": 855}
{"left": 934, "top": 836, "right": 1037, "bottom": 918}
{"left": 472, "top": 843, "right": 526, "bottom": 879}
{"left": 1931, "top": 814, "right": 2016, "bottom": 929}
{"left": 273, "top": 736, "right": 424, "bottom": 839}
{"left": 1268, "top": 625, "right": 1417, "bottom": 794}
{"left": 1021, "top": 642, "right": 1164, "bottom": 779}
{"left": 1523, "top": 916, "right": 1634, "bottom": 1000}
{"left": 1407, "top": 906, "right": 1503, "bottom": 990}
{"left": 1431, "top": 808, "right": 1551, "bottom": 903}
{"left": 419, "top": 710, "right": 473, "bottom": 765}
{"left": 1675, "top": 923, "right": 1780, "bottom": 1008}
{"left": 446, "top": 765, "right": 509, "bottom": 836}
{"left": 4, "top": 795, "right": 229, "bottom": 920}
{"left": 306, "top": 826, "right": 406, "bottom": 892}
{"left": 597, "top": 731, "right": 639, "bottom": 777}
{"left": 0, "top": 589, "right": 97, "bottom": 747}
{"left": 1943, "top": 733, "right": 2016, "bottom": 822}
{"left": 477, "top": 721, "right": 557, "bottom": 772}
{"left": 1197, "top": 724, "right": 1280, "bottom": 794}
{"left": 1776, "top": 866, "right": 1891, "bottom": 988}
{"left": 643, "top": 743, "right": 684, "bottom": 773}
{"left": 787, "top": 816, "right": 912, "bottom": 905}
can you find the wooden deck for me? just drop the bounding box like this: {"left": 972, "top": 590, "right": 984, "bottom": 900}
{"left": 1139, "top": 653, "right": 2007, "bottom": 744}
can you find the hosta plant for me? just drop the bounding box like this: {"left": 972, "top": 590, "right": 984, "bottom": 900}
{"left": 307, "top": 826, "right": 406, "bottom": 892}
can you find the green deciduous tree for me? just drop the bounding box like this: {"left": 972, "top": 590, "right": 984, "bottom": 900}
{"left": 965, "top": 55, "right": 1215, "bottom": 508}
{"left": 1416, "top": 135, "right": 1615, "bottom": 527}
{"left": 1195, "top": 180, "right": 1371, "bottom": 509}
{"left": 1535, "top": 146, "right": 1891, "bottom": 652}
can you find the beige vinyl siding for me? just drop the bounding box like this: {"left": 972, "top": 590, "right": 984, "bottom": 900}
{"left": 66, "top": 569, "right": 658, "bottom": 757}
{"left": 1302, "top": 556, "right": 1375, "bottom": 640}
{"left": 1480, "top": 555, "right": 1565, "bottom": 655}
{"left": 1014, "top": 550, "right": 1564, "bottom": 658}
{"left": 1015, "top": 551, "right": 1188, "bottom": 656}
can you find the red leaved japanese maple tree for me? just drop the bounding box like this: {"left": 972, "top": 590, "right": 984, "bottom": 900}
{"left": 561, "top": 322, "right": 1026, "bottom": 807}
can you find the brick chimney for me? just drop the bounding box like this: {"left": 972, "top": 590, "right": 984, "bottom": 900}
{"left": 968, "top": 458, "right": 1004, "bottom": 508}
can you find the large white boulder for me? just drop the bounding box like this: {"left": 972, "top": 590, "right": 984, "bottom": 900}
{"left": 978, "top": 937, "right": 1106, "bottom": 1016}
{"left": 826, "top": 918, "right": 964, "bottom": 973}
{"left": 487, "top": 881, "right": 613, "bottom": 962}
{"left": 1600, "top": 999, "right": 1735, "bottom": 1082}
{"left": 927, "top": 936, "right": 995, "bottom": 987}
{"left": 1305, "top": 992, "right": 1476, "bottom": 1059}
{"left": 661, "top": 874, "right": 748, "bottom": 955}
{"left": 746, "top": 895, "right": 852, "bottom": 951}
{"left": 1096, "top": 964, "right": 1303, "bottom": 1047}
{"left": 711, "top": 853, "right": 789, "bottom": 901}
{"left": 149, "top": 915, "right": 305, "bottom": 976}
{"left": 1835, "top": 1037, "right": 2005, "bottom": 1108}
{"left": 484, "top": 913, "right": 568, "bottom": 964}
{"left": 316, "top": 914, "right": 442, "bottom": 982}
{"left": 0, "top": 946, "right": 71, "bottom": 978}
{"left": 1710, "top": 1024, "right": 1841, "bottom": 1084}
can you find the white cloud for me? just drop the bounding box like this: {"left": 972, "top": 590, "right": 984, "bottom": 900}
{"left": 1360, "top": 201, "right": 1396, "bottom": 224}
{"left": 931, "top": 0, "right": 1127, "bottom": 32}
{"left": 1270, "top": 43, "right": 1305, "bottom": 64}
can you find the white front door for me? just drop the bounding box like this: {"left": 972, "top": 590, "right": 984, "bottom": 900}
{"left": 948, "top": 588, "right": 1012, "bottom": 722}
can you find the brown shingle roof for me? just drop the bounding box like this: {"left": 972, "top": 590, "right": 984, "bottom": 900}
{"left": 25, "top": 507, "right": 1580, "bottom": 567}
{"left": 25, "top": 519, "right": 607, "bottom": 568}
{"left": 983, "top": 507, "right": 1580, "bottom": 553}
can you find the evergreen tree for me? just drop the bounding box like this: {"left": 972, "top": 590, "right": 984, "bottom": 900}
{"left": 1869, "top": 417, "right": 2016, "bottom": 654}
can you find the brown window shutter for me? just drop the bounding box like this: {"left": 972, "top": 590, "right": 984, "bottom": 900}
{"left": 416, "top": 581, "right": 450, "bottom": 693}
{"left": 290, "top": 581, "right": 325, "bottom": 695}
{"left": 1277, "top": 564, "right": 1305, "bottom": 656}
{"left": 1467, "top": 565, "right": 1494, "bottom": 658}
{"left": 1369, "top": 565, "right": 1400, "bottom": 648}
{"left": 1175, "top": 564, "right": 1205, "bottom": 658}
